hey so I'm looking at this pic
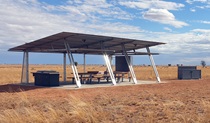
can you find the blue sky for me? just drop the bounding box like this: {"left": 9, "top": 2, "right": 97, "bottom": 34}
{"left": 0, "top": 0, "right": 210, "bottom": 65}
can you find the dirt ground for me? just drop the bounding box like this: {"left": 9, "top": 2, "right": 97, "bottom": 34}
{"left": 0, "top": 64, "right": 210, "bottom": 122}
{"left": 0, "top": 79, "right": 210, "bottom": 122}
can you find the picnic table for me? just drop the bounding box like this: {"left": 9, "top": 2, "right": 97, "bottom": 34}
{"left": 68, "top": 71, "right": 98, "bottom": 83}
{"left": 68, "top": 71, "right": 131, "bottom": 84}
{"left": 94, "top": 71, "right": 131, "bottom": 83}
{"left": 113, "top": 71, "right": 130, "bottom": 82}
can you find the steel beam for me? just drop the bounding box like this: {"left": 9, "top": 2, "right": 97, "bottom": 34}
{"left": 64, "top": 41, "right": 81, "bottom": 87}
{"left": 101, "top": 42, "right": 116, "bottom": 85}
{"left": 63, "top": 53, "right": 67, "bottom": 82}
{"left": 83, "top": 53, "right": 86, "bottom": 73}
{"left": 21, "top": 51, "right": 29, "bottom": 83}
{"left": 105, "top": 40, "right": 135, "bottom": 49}
{"left": 146, "top": 47, "right": 161, "bottom": 83}
{"left": 76, "top": 37, "right": 114, "bottom": 48}
{"left": 121, "top": 44, "right": 137, "bottom": 84}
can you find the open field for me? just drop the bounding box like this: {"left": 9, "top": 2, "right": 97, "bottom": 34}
{"left": 0, "top": 64, "right": 210, "bottom": 84}
{"left": 0, "top": 64, "right": 210, "bottom": 122}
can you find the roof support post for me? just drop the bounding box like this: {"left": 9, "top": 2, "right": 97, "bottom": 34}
{"left": 64, "top": 41, "right": 81, "bottom": 88}
{"left": 146, "top": 47, "right": 161, "bottom": 83}
{"left": 83, "top": 53, "right": 86, "bottom": 73}
{"left": 101, "top": 42, "right": 116, "bottom": 85}
{"left": 63, "top": 53, "right": 66, "bottom": 82}
{"left": 21, "top": 51, "right": 29, "bottom": 83}
{"left": 121, "top": 44, "right": 137, "bottom": 84}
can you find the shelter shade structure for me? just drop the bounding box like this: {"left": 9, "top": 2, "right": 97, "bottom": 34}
{"left": 9, "top": 32, "right": 165, "bottom": 87}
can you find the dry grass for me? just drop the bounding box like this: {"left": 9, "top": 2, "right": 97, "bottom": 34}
{"left": 1, "top": 64, "right": 210, "bottom": 122}
{"left": 0, "top": 92, "right": 107, "bottom": 123}
{"left": 1, "top": 64, "right": 210, "bottom": 85}
{"left": 0, "top": 84, "right": 210, "bottom": 123}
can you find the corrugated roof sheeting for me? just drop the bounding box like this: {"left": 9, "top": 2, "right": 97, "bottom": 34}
{"left": 8, "top": 32, "right": 165, "bottom": 54}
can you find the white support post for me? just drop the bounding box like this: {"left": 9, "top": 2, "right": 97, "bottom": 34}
{"left": 21, "top": 51, "right": 29, "bottom": 83}
{"left": 26, "top": 52, "right": 29, "bottom": 83}
{"left": 83, "top": 53, "right": 86, "bottom": 73}
{"left": 109, "top": 55, "right": 113, "bottom": 67}
{"left": 101, "top": 43, "right": 116, "bottom": 85}
{"left": 121, "top": 44, "right": 137, "bottom": 84}
{"left": 146, "top": 47, "right": 161, "bottom": 83}
{"left": 63, "top": 53, "right": 66, "bottom": 82}
{"left": 64, "top": 41, "right": 81, "bottom": 88}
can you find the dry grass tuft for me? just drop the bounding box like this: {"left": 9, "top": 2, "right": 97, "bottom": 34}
{"left": 0, "top": 91, "right": 109, "bottom": 123}
{"left": 0, "top": 89, "right": 210, "bottom": 122}
{"left": 64, "top": 95, "right": 105, "bottom": 123}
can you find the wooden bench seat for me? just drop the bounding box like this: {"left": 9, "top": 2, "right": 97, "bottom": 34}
{"left": 91, "top": 75, "right": 106, "bottom": 83}
{"left": 91, "top": 75, "right": 123, "bottom": 83}
{"left": 67, "top": 76, "right": 75, "bottom": 83}
{"left": 115, "top": 75, "right": 123, "bottom": 82}
{"left": 67, "top": 76, "right": 94, "bottom": 84}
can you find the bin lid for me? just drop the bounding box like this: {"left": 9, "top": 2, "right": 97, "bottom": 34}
{"left": 36, "top": 70, "right": 59, "bottom": 74}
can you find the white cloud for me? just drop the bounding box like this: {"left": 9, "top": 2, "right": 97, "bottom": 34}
{"left": 0, "top": 0, "right": 141, "bottom": 49}
{"left": 0, "top": 1, "right": 207, "bottom": 46}
{"left": 164, "top": 27, "right": 172, "bottom": 32}
{"left": 119, "top": 0, "right": 184, "bottom": 10}
{"left": 192, "top": 28, "right": 210, "bottom": 33}
{"left": 119, "top": 1, "right": 187, "bottom": 28}
{"left": 45, "top": 0, "right": 133, "bottom": 20}
{"left": 143, "top": 9, "right": 188, "bottom": 28}
{"left": 199, "top": 20, "right": 210, "bottom": 24}
{"left": 186, "top": 0, "right": 209, "bottom": 4}
{"left": 139, "top": 28, "right": 210, "bottom": 57}
{"left": 186, "top": 0, "right": 210, "bottom": 9}
{"left": 0, "top": 1, "right": 72, "bottom": 45}
{"left": 0, "top": 0, "right": 210, "bottom": 65}
{"left": 86, "top": 22, "right": 143, "bottom": 33}
{"left": 190, "top": 8, "right": 196, "bottom": 12}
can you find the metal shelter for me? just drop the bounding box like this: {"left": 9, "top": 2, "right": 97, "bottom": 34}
{"left": 9, "top": 32, "right": 165, "bottom": 88}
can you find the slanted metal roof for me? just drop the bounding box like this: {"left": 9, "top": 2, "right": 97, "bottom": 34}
{"left": 8, "top": 32, "right": 165, "bottom": 55}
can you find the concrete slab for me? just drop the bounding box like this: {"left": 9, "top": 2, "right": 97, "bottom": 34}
{"left": 53, "top": 79, "right": 161, "bottom": 90}
{"left": 19, "top": 79, "right": 164, "bottom": 90}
